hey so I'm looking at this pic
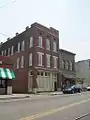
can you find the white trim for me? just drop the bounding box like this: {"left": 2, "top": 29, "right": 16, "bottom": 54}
{"left": 29, "top": 36, "right": 33, "bottom": 48}
{"left": 1, "top": 51, "right": 3, "bottom": 56}
{"left": 38, "top": 36, "right": 43, "bottom": 48}
{"left": 37, "top": 52, "right": 43, "bottom": 66}
{"left": 16, "top": 57, "right": 20, "bottom": 69}
{"left": 11, "top": 46, "right": 14, "bottom": 55}
{"left": 46, "top": 54, "right": 51, "bottom": 67}
{"left": 52, "top": 56, "right": 58, "bottom": 58}
{"left": 8, "top": 48, "right": 10, "bottom": 56}
{"left": 29, "top": 53, "right": 32, "bottom": 66}
{"left": 17, "top": 42, "right": 20, "bottom": 52}
{"left": 46, "top": 39, "right": 50, "bottom": 50}
{"left": 21, "top": 56, "right": 24, "bottom": 68}
{"left": 53, "top": 41, "right": 57, "bottom": 52}
{"left": 37, "top": 52, "right": 44, "bottom": 55}
{"left": 21, "top": 40, "right": 25, "bottom": 51}
{"left": 4, "top": 50, "right": 6, "bottom": 56}
{"left": 53, "top": 56, "right": 58, "bottom": 68}
{"left": 46, "top": 54, "right": 51, "bottom": 57}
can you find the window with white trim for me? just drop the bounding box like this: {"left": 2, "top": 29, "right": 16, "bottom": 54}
{"left": 4, "top": 50, "right": 6, "bottom": 56}
{"left": 29, "top": 53, "right": 32, "bottom": 66}
{"left": 16, "top": 57, "right": 20, "bottom": 69}
{"left": 17, "top": 42, "right": 20, "bottom": 52}
{"left": 46, "top": 39, "right": 50, "bottom": 50}
{"left": 21, "top": 40, "right": 24, "bottom": 51}
{"left": 8, "top": 48, "right": 10, "bottom": 56}
{"left": 61, "top": 60, "right": 65, "bottom": 69}
{"left": 38, "top": 36, "right": 42, "bottom": 48}
{"left": 70, "top": 61, "right": 73, "bottom": 71}
{"left": 46, "top": 54, "right": 51, "bottom": 67}
{"left": 29, "top": 36, "right": 33, "bottom": 48}
{"left": 1, "top": 51, "right": 3, "bottom": 56}
{"left": 11, "top": 46, "right": 14, "bottom": 55}
{"left": 38, "top": 52, "right": 43, "bottom": 66}
{"left": 53, "top": 41, "right": 57, "bottom": 52}
{"left": 53, "top": 56, "right": 57, "bottom": 68}
{"left": 66, "top": 60, "right": 69, "bottom": 70}
{"left": 21, "top": 56, "right": 24, "bottom": 68}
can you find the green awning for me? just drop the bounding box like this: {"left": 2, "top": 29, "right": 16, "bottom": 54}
{"left": 0, "top": 68, "right": 15, "bottom": 80}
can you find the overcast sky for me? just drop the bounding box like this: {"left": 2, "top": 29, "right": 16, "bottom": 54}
{"left": 0, "top": 0, "right": 90, "bottom": 61}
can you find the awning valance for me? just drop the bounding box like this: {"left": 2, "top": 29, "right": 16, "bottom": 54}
{"left": 0, "top": 68, "right": 15, "bottom": 80}
{"left": 63, "top": 73, "right": 75, "bottom": 79}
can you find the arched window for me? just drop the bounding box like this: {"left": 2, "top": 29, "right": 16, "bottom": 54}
{"left": 69, "top": 61, "right": 72, "bottom": 71}
{"left": 61, "top": 60, "right": 65, "bottom": 69}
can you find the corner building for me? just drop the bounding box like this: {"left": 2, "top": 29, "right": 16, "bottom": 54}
{"left": 0, "top": 23, "right": 59, "bottom": 93}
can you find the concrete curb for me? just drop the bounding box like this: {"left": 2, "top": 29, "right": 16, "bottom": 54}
{"left": 0, "top": 92, "right": 63, "bottom": 100}
{"left": 0, "top": 96, "right": 30, "bottom": 100}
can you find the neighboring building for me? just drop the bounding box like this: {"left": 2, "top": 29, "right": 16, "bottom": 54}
{"left": 0, "top": 56, "right": 15, "bottom": 94}
{"left": 0, "top": 22, "right": 59, "bottom": 93}
{"left": 59, "top": 49, "right": 76, "bottom": 88}
{"left": 76, "top": 59, "right": 90, "bottom": 86}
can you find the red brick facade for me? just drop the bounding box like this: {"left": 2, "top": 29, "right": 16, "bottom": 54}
{"left": 0, "top": 22, "right": 60, "bottom": 93}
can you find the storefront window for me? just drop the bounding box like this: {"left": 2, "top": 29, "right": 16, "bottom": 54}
{"left": 0, "top": 80, "right": 5, "bottom": 88}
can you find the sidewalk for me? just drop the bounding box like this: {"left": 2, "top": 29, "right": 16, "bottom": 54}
{"left": 0, "top": 91, "right": 63, "bottom": 100}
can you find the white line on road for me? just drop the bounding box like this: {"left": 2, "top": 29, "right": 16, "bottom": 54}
{"left": 20, "top": 98, "right": 90, "bottom": 120}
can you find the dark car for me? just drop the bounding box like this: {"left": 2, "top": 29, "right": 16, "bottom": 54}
{"left": 63, "top": 85, "right": 82, "bottom": 94}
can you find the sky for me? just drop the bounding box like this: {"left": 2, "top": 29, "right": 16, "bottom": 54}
{"left": 0, "top": 0, "right": 90, "bottom": 61}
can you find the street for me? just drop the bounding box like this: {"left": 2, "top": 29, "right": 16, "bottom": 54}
{"left": 0, "top": 92, "right": 90, "bottom": 120}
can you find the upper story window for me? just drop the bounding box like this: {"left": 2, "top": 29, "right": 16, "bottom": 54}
{"left": 1, "top": 51, "right": 3, "bottom": 56}
{"left": 21, "top": 56, "right": 24, "bottom": 68}
{"left": 21, "top": 40, "right": 24, "bottom": 51}
{"left": 66, "top": 60, "right": 69, "bottom": 70}
{"left": 17, "top": 42, "right": 20, "bottom": 52}
{"left": 61, "top": 60, "right": 65, "bottom": 69}
{"left": 29, "top": 53, "right": 32, "bottom": 66}
{"left": 53, "top": 41, "right": 57, "bottom": 52}
{"left": 11, "top": 46, "right": 14, "bottom": 55}
{"left": 16, "top": 57, "right": 20, "bottom": 69}
{"left": 4, "top": 50, "right": 6, "bottom": 56}
{"left": 46, "top": 54, "right": 51, "bottom": 67}
{"left": 29, "top": 36, "right": 33, "bottom": 48}
{"left": 8, "top": 48, "right": 10, "bottom": 56}
{"left": 37, "top": 52, "right": 44, "bottom": 66}
{"left": 53, "top": 56, "right": 58, "bottom": 68}
{"left": 69, "top": 61, "right": 73, "bottom": 71}
{"left": 46, "top": 39, "right": 50, "bottom": 50}
{"left": 38, "top": 36, "right": 42, "bottom": 48}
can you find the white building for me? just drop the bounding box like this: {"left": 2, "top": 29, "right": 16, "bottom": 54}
{"left": 76, "top": 59, "right": 90, "bottom": 86}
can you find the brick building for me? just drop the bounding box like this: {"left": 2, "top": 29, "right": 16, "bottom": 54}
{"left": 59, "top": 49, "right": 76, "bottom": 89}
{"left": 0, "top": 23, "right": 59, "bottom": 93}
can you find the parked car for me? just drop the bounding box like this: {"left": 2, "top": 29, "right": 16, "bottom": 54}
{"left": 63, "top": 85, "right": 82, "bottom": 94}
{"left": 86, "top": 86, "right": 90, "bottom": 91}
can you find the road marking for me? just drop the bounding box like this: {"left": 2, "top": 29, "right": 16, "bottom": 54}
{"left": 20, "top": 98, "right": 90, "bottom": 120}
{"left": 75, "top": 112, "right": 90, "bottom": 120}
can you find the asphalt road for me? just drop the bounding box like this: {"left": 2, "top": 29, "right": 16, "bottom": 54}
{"left": 0, "top": 92, "right": 90, "bottom": 120}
